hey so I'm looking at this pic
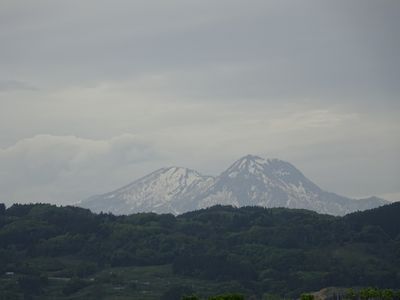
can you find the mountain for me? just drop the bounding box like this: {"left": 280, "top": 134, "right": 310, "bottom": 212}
{"left": 79, "top": 155, "right": 388, "bottom": 215}
{"left": 81, "top": 166, "right": 214, "bottom": 215}
{"left": 194, "top": 155, "right": 388, "bottom": 215}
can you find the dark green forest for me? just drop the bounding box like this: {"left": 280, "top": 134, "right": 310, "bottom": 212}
{"left": 0, "top": 202, "right": 399, "bottom": 299}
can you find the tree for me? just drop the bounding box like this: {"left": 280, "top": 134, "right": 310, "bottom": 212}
{"left": 18, "top": 274, "right": 46, "bottom": 296}
{"left": 300, "top": 294, "right": 314, "bottom": 300}
{"left": 208, "top": 294, "right": 244, "bottom": 300}
{"left": 381, "top": 289, "right": 394, "bottom": 300}
{"left": 62, "top": 277, "right": 89, "bottom": 296}
{"left": 345, "top": 288, "right": 357, "bottom": 300}
{"left": 161, "top": 285, "right": 194, "bottom": 300}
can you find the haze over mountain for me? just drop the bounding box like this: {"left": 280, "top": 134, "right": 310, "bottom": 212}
{"left": 80, "top": 155, "right": 388, "bottom": 216}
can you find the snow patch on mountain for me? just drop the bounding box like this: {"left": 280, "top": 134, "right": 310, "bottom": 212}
{"left": 80, "top": 155, "right": 389, "bottom": 216}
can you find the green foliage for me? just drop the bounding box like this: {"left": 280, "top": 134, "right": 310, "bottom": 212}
{"left": 173, "top": 253, "right": 257, "bottom": 281}
{"left": 208, "top": 294, "right": 244, "bottom": 300}
{"left": 345, "top": 288, "right": 357, "bottom": 300}
{"left": 17, "top": 274, "right": 47, "bottom": 296}
{"left": 381, "top": 289, "right": 395, "bottom": 300}
{"left": 182, "top": 296, "right": 200, "bottom": 300}
{"left": 62, "top": 277, "right": 90, "bottom": 296}
{"left": 262, "top": 293, "right": 281, "bottom": 300}
{"left": 0, "top": 202, "right": 399, "bottom": 298}
{"left": 0, "top": 290, "right": 23, "bottom": 300}
{"left": 345, "top": 287, "right": 400, "bottom": 300}
{"left": 300, "top": 294, "right": 314, "bottom": 300}
{"left": 161, "top": 285, "right": 194, "bottom": 300}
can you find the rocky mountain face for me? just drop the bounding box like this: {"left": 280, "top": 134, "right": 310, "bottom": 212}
{"left": 79, "top": 155, "right": 388, "bottom": 216}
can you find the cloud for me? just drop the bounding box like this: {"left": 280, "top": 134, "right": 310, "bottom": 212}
{"left": 0, "top": 80, "right": 37, "bottom": 91}
{"left": 0, "top": 100, "right": 398, "bottom": 206}
{"left": 0, "top": 0, "right": 399, "bottom": 104}
{"left": 0, "top": 0, "right": 398, "bottom": 205}
{"left": 0, "top": 134, "right": 161, "bottom": 206}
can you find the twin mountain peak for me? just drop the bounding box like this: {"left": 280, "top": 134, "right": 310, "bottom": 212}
{"left": 80, "top": 155, "right": 388, "bottom": 216}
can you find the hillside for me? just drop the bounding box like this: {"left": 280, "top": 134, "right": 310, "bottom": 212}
{"left": 1, "top": 202, "right": 399, "bottom": 299}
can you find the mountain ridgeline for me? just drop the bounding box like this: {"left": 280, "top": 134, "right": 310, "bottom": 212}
{"left": 0, "top": 202, "right": 399, "bottom": 299}
{"left": 80, "top": 155, "right": 388, "bottom": 216}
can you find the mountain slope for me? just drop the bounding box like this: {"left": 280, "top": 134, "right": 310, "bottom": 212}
{"left": 81, "top": 167, "right": 214, "bottom": 214}
{"left": 195, "top": 155, "right": 388, "bottom": 215}
{"left": 80, "top": 155, "right": 388, "bottom": 215}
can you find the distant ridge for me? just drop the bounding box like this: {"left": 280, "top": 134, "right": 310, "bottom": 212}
{"left": 79, "top": 155, "right": 388, "bottom": 216}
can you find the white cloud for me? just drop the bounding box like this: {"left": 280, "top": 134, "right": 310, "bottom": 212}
{"left": 0, "top": 98, "right": 398, "bottom": 206}
{"left": 0, "top": 134, "right": 161, "bottom": 206}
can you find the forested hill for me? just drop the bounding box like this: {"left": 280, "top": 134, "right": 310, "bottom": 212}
{"left": 0, "top": 202, "right": 399, "bottom": 299}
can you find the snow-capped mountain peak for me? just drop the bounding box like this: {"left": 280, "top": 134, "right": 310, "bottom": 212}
{"left": 80, "top": 166, "right": 214, "bottom": 215}
{"left": 148, "top": 166, "right": 209, "bottom": 189}
{"left": 221, "top": 155, "right": 316, "bottom": 191}
{"left": 224, "top": 154, "right": 268, "bottom": 177}
{"left": 80, "top": 155, "right": 388, "bottom": 216}
{"left": 197, "top": 155, "right": 321, "bottom": 210}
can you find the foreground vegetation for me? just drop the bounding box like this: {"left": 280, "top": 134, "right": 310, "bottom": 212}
{"left": 0, "top": 202, "right": 399, "bottom": 299}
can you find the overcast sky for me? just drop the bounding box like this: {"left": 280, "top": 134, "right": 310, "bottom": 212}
{"left": 0, "top": 0, "right": 399, "bottom": 206}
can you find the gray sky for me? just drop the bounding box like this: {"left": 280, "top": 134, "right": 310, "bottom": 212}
{"left": 1, "top": 0, "right": 399, "bottom": 206}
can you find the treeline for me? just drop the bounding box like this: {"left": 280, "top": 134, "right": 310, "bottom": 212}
{"left": 183, "top": 291, "right": 400, "bottom": 300}
{"left": 0, "top": 202, "right": 399, "bottom": 298}
{"left": 345, "top": 288, "right": 400, "bottom": 300}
